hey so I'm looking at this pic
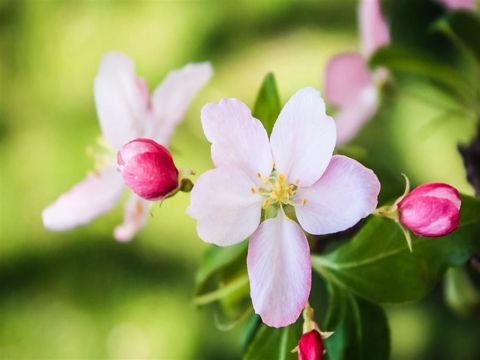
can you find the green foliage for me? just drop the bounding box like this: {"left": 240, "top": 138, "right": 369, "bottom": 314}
{"left": 377, "top": 0, "right": 480, "bottom": 113}
{"left": 441, "top": 11, "right": 480, "bottom": 60}
{"left": 196, "top": 242, "right": 248, "bottom": 293}
{"left": 324, "top": 284, "right": 390, "bottom": 360}
{"left": 253, "top": 72, "right": 282, "bottom": 135}
{"left": 243, "top": 318, "right": 303, "bottom": 360}
{"left": 444, "top": 266, "right": 480, "bottom": 316}
{"left": 312, "top": 195, "right": 480, "bottom": 304}
{"left": 382, "top": 0, "right": 450, "bottom": 56}
{"left": 369, "top": 46, "right": 469, "bottom": 102}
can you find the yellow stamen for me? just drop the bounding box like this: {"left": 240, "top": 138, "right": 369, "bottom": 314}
{"left": 262, "top": 199, "right": 270, "bottom": 209}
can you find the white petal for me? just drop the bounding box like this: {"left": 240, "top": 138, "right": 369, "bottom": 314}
{"left": 94, "top": 52, "right": 150, "bottom": 148}
{"left": 270, "top": 87, "right": 336, "bottom": 187}
{"left": 247, "top": 212, "right": 311, "bottom": 328}
{"left": 114, "top": 195, "right": 150, "bottom": 242}
{"left": 335, "top": 85, "right": 378, "bottom": 145}
{"left": 42, "top": 166, "right": 124, "bottom": 231}
{"left": 187, "top": 167, "right": 263, "bottom": 246}
{"left": 201, "top": 98, "right": 273, "bottom": 181}
{"left": 149, "top": 62, "right": 213, "bottom": 146}
{"left": 295, "top": 155, "right": 380, "bottom": 235}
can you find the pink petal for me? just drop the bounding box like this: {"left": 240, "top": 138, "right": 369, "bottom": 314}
{"left": 42, "top": 166, "right": 124, "bottom": 231}
{"left": 440, "top": 0, "right": 475, "bottom": 10}
{"left": 187, "top": 167, "right": 263, "bottom": 246}
{"left": 335, "top": 84, "right": 379, "bottom": 145}
{"left": 201, "top": 98, "right": 273, "bottom": 182}
{"left": 247, "top": 212, "right": 311, "bottom": 328}
{"left": 114, "top": 195, "right": 150, "bottom": 242}
{"left": 270, "top": 87, "right": 336, "bottom": 187}
{"left": 94, "top": 52, "right": 150, "bottom": 148}
{"left": 324, "top": 53, "right": 372, "bottom": 108}
{"left": 149, "top": 62, "right": 213, "bottom": 146}
{"left": 406, "top": 182, "right": 461, "bottom": 209}
{"left": 294, "top": 155, "right": 380, "bottom": 235}
{"left": 359, "top": 0, "right": 390, "bottom": 58}
{"left": 399, "top": 197, "right": 459, "bottom": 237}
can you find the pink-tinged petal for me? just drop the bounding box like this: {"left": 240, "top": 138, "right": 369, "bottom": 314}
{"left": 94, "top": 52, "right": 150, "bottom": 148}
{"left": 42, "top": 166, "right": 124, "bottom": 231}
{"left": 398, "top": 183, "right": 461, "bottom": 237}
{"left": 335, "top": 84, "right": 379, "bottom": 145}
{"left": 360, "top": 0, "right": 390, "bottom": 58}
{"left": 295, "top": 155, "right": 380, "bottom": 235}
{"left": 201, "top": 98, "right": 273, "bottom": 181}
{"left": 247, "top": 212, "right": 311, "bottom": 328}
{"left": 440, "top": 0, "right": 475, "bottom": 10}
{"left": 114, "top": 195, "right": 150, "bottom": 242}
{"left": 270, "top": 87, "right": 336, "bottom": 187}
{"left": 149, "top": 62, "right": 213, "bottom": 146}
{"left": 324, "top": 53, "right": 372, "bottom": 108}
{"left": 187, "top": 166, "right": 262, "bottom": 246}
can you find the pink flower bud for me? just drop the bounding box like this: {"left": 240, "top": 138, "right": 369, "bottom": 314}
{"left": 397, "top": 183, "right": 461, "bottom": 237}
{"left": 117, "top": 138, "right": 179, "bottom": 200}
{"left": 298, "top": 330, "right": 324, "bottom": 360}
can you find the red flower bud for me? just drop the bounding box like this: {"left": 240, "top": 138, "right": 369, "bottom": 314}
{"left": 397, "top": 183, "right": 461, "bottom": 237}
{"left": 117, "top": 138, "right": 179, "bottom": 200}
{"left": 298, "top": 330, "right": 324, "bottom": 360}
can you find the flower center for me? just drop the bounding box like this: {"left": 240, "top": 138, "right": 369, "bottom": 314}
{"left": 86, "top": 136, "right": 116, "bottom": 172}
{"left": 251, "top": 171, "right": 298, "bottom": 209}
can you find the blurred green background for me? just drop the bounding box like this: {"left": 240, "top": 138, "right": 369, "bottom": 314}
{"left": 0, "top": 0, "right": 478, "bottom": 359}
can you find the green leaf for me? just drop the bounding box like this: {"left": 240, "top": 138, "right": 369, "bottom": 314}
{"left": 369, "top": 46, "right": 470, "bottom": 99}
{"left": 243, "top": 319, "right": 302, "bottom": 360}
{"left": 444, "top": 266, "right": 480, "bottom": 316}
{"left": 195, "top": 242, "right": 248, "bottom": 293}
{"left": 441, "top": 11, "right": 480, "bottom": 60}
{"left": 253, "top": 73, "right": 281, "bottom": 135}
{"left": 379, "top": 0, "right": 477, "bottom": 107}
{"left": 324, "top": 284, "right": 390, "bottom": 360}
{"left": 312, "top": 195, "right": 480, "bottom": 304}
{"left": 194, "top": 274, "right": 249, "bottom": 306}
{"left": 382, "top": 0, "right": 452, "bottom": 56}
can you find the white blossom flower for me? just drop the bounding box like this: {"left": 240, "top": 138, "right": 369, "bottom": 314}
{"left": 188, "top": 87, "right": 380, "bottom": 327}
{"left": 43, "top": 52, "right": 212, "bottom": 241}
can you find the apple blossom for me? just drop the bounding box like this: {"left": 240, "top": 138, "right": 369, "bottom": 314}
{"left": 117, "top": 138, "right": 179, "bottom": 200}
{"left": 42, "top": 52, "right": 212, "bottom": 241}
{"left": 397, "top": 183, "right": 461, "bottom": 237}
{"left": 324, "top": 0, "right": 475, "bottom": 146}
{"left": 324, "top": 0, "right": 389, "bottom": 145}
{"left": 188, "top": 87, "right": 380, "bottom": 327}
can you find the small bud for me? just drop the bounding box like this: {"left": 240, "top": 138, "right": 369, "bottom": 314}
{"left": 117, "top": 138, "right": 179, "bottom": 200}
{"left": 397, "top": 183, "right": 461, "bottom": 237}
{"left": 297, "top": 330, "right": 324, "bottom": 360}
